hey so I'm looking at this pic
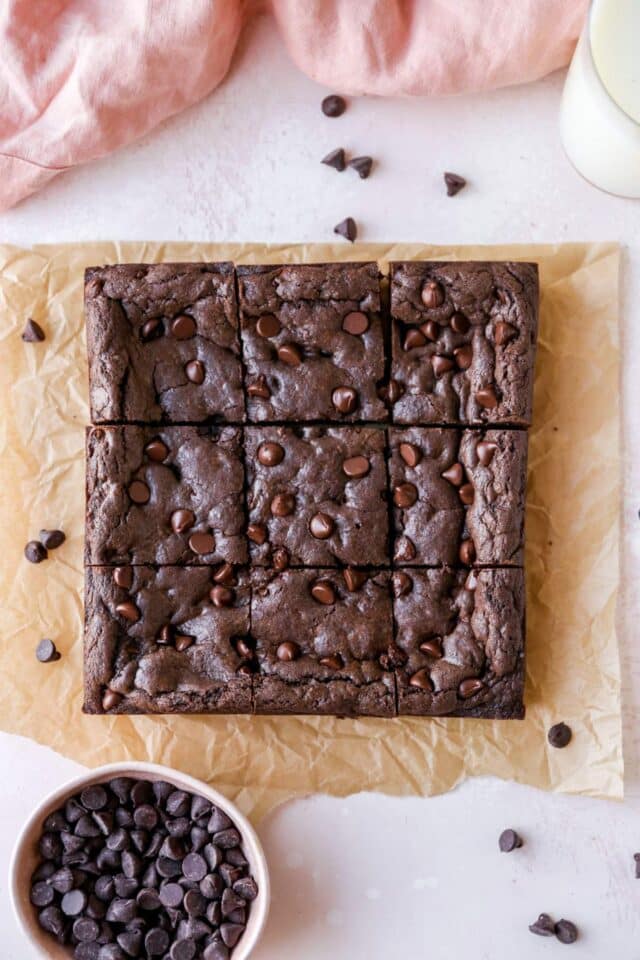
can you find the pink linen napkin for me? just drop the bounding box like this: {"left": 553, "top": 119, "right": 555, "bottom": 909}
{"left": 0, "top": 0, "right": 587, "bottom": 212}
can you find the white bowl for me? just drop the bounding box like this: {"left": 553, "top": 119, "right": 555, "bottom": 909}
{"left": 9, "top": 761, "right": 270, "bottom": 959}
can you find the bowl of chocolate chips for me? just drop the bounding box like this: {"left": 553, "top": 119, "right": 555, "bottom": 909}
{"left": 10, "top": 762, "right": 269, "bottom": 959}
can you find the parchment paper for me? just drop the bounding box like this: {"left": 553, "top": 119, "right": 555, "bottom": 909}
{"left": 0, "top": 241, "right": 622, "bottom": 820}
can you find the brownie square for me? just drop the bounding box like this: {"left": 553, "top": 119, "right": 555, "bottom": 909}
{"left": 85, "top": 262, "right": 244, "bottom": 423}
{"left": 389, "top": 427, "right": 527, "bottom": 566}
{"left": 245, "top": 426, "right": 389, "bottom": 567}
{"left": 85, "top": 425, "right": 247, "bottom": 566}
{"left": 389, "top": 261, "right": 538, "bottom": 425}
{"left": 237, "top": 262, "right": 387, "bottom": 422}
{"left": 392, "top": 567, "right": 525, "bottom": 718}
{"left": 84, "top": 566, "right": 252, "bottom": 714}
{"left": 251, "top": 568, "right": 396, "bottom": 716}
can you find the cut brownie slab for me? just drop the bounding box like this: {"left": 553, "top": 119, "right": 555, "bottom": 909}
{"left": 85, "top": 425, "right": 247, "bottom": 566}
{"left": 389, "top": 427, "right": 527, "bottom": 566}
{"left": 237, "top": 262, "right": 387, "bottom": 421}
{"left": 389, "top": 261, "right": 538, "bottom": 425}
{"left": 84, "top": 565, "right": 252, "bottom": 714}
{"left": 245, "top": 426, "right": 389, "bottom": 567}
{"left": 251, "top": 568, "right": 396, "bottom": 716}
{"left": 392, "top": 567, "right": 525, "bottom": 718}
{"left": 85, "top": 262, "right": 244, "bottom": 423}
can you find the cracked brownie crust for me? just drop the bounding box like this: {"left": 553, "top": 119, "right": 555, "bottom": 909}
{"left": 389, "top": 427, "right": 528, "bottom": 566}
{"left": 237, "top": 262, "right": 387, "bottom": 422}
{"left": 390, "top": 261, "right": 538, "bottom": 426}
{"left": 84, "top": 565, "right": 252, "bottom": 714}
{"left": 392, "top": 567, "right": 525, "bottom": 718}
{"left": 85, "top": 425, "right": 247, "bottom": 566}
{"left": 85, "top": 262, "right": 244, "bottom": 423}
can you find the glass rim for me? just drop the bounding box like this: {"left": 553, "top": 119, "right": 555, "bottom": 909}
{"left": 587, "top": 0, "right": 640, "bottom": 128}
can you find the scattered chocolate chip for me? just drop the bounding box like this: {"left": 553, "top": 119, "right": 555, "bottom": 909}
{"left": 394, "top": 536, "right": 416, "bottom": 563}
{"left": 213, "top": 562, "right": 235, "bottom": 584}
{"left": 499, "top": 829, "right": 523, "bottom": 852}
{"left": 256, "top": 314, "right": 281, "bottom": 338}
{"left": 342, "top": 311, "right": 369, "bottom": 335}
{"left": 141, "top": 318, "right": 163, "bottom": 341}
{"left": 459, "top": 483, "right": 474, "bottom": 505}
{"left": 403, "top": 328, "right": 427, "bottom": 351}
{"left": 342, "top": 455, "right": 370, "bottom": 478}
{"left": 319, "top": 655, "right": 343, "bottom": 670}
{"left": 145, "top": 439, "right": 169, "bottom": 462}
{"left": 257, "top": 442, "right": 284, "bottom": 466}
{"left": 421, "top": 280, "right": 444, "bottom": 309}
{"left": 25, "top": 540, "right": 47, "bottom": 563}
{"left": 276, "top": 641, "right": 300, "bottom": 662}
{"left": 248, "top": 375, "right": 271, "bottom": 399}
{"left": 476, "top": 386, "right": 498, "bottom": 409}
{"left": 102, "top": 689, "right": 122, "bottom": 711}
{"left": 171, "top": 509, "right": 196, "bottom": 534}
{"left": 31, "top": 882, "right": 55, "bottom": 907}
{"left": 247, "top": 523, "right": 267, "bottom": 545}
{"left": 441, "top": 463, "right": 464, "bottom": 486}
{"left": 114, "top": 566, "right": 133, "bottom": 589}
{"left": 36, "top": 638, "right": 60, "bottom": 663}
{"left": 392, "top": 571, "right": 413, "bottom": 597}
{"left": 555, "top": 920, "right": 578, "bottom": 944}
{"left": 349, "top": 156, "right": 372, "bottom": 179}
{"left": 333, "top": 217, "right": 357, "bottom": 242}
{"left": 459, "top": 677, "right": 484, "bottom": 698}
{"left": 185, "top": 360, "right": 205, "bottom": 384}
{"left": 393, "top": 482, "right": 418, "bottom": 508}
{"left": 399, "top": 442, "right": 421, "bottom": 468}
{"left": 39, "top": 529, "right": 65, "bottom": 550}
{"left": 431, "top": 355, "right": 454, "bottom": 377}
{"left": 311, "top": 579, "right": 336, "bottom": 605}
{"left": 272, "top": 547, "right": 289, "bottom": 571}
{"left": 458, "top": 539, "right": 476, "bottom": 565}
{"left": 321, "top": 148, "right": 346, "bottom": 171}
{"left": 21, "top": 318, "right": 46, "bottom": 342}
{"left": 454, "top": 345, "right": 473, "bottom": 370}
{"left": 322, "top": 94, "right": 346, "bottom": 117}
{"left": 343, "top": 567, "right": 367, "bottom": 592}
{"left": 116, "top": 601, "right": 140, "bottom": 622}
{"left": 548, "top": 722, "right": 572, "bottom": 748}
{"left": 381, "top": 378, "right": 404, "bottom": 404}
{"left": 277, "top": 343, "right": 303, "bottom": 366}
{"left": 210, "top": 585, "right": 234, "bottom": 608}
{"left": 420, "top": 320, "right": 441, "bottom": 341}
{"left": 450, "top": 312, "right": 470, "bottom": 334}
{"left": 188, "top": 532, "right": 215, "bottom": 555}
{"left": 476, "top": 440, "right": 498, "bottom": 466}
{"left": 419, "top": 639, "right": 443, "bottom": 659}
{"left": 270, "top": 493, "right": 295, "bottom": 517}
{"left": 495, "top": 320, "right": 517, "bottom": 346}
{"left": 309, "top": 512, "right": 334, "bottom": 539}
{"left": 171, "top": 315, "right": 196, "bottom": 339}
{"left": 444, "top": 171, "right": 466, "bottom": 196}
{"left": 128, "top": 480, "right": 150, "bottom": 504}
{"left": 331, "top": 386, "right": 358, "bottom": 413}
{"left": 529, "top": 914, "right": 556, "bottom": 938}
{"left": 409, "top": 669, "right": 433, "bottom": 691}
{"left": 61, "top": 889, "right": 87, "bottom": 916}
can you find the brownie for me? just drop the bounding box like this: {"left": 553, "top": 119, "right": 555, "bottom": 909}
{"left": 85, "top": 425, "right": 247, "bottom": 566}
{"left": 245, "top": 426, "right": 389, "bottom": 567}
{"left": 392, "top": 567, "right": 525, "bottom": 718}
{"left": 389, "top": 427, "right": 527, "bottom": 566}
{"left": 251, "top": 568, "right": 396, "bottom": 716}
{"left": 85, "top": 262, "right": 244, "bottom": 423}
{"left": 237, "top": 262, "right": 387, "bottom": 421}
{"left": 84, "top": 565, "right": 252, "bottom": 713}
{"left": 389, "top": 261, "right": 538, "bottom": 425}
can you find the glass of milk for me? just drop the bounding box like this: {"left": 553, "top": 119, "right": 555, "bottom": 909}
{"left": 560, "top": 0, "right": 640, "bottom": 198}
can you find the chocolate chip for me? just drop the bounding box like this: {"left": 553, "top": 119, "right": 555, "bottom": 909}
{"left": 247, "top": 376, "right": 271, "bottom": 399}
{"left": 392, "top": 571, "right": 413, "bottom": 597}
{"left": 393, "top": 482, "right": 418, "bottom": 508}
{"left": 171, "top": 315, "right": 197, "bottom": 339}
{"left": 25, "top": 540, "right": 47, "bottom": 563}
{"left": 203, "top": 942, "right": 229, "bottom": 960}
{"left": 394, "top": 536, "right": 416, "bottom": 562}
{"left": 431, "top": 355, "right": 454, "bottom": 377}
{"left": 73, "top": 917, "right": 100, "bottom": 942}
{"left": 403, "top": 329, "right": 426, "bottom": 351}
{"left": 421, "top": 280, "right": 444, "bottom": 309}
{"left": 383, "top": 378, "right": 404, "bottom": 404}
{"left": 419, "top": 639, "right": 443, "bottom": 659}
{"left": 38, "top": 905, "right": 65, "bottom": 936}
{"left": 270, "top": 493, "right": 295, "bottom": 517}
{"left": 441, "top": 462, "right": 464, "bottom": 486}
{"left": 459, "top": 539, "right": 476, "bottom": 565}
{"left": 319, "top": 655, "right": 343, "bottom": 670}
{"left": 170, "top": 509, "right": 195, "bottom": 535}
{"left": 444, "top": 171, "right": 466, "bottom": 196}
{"left": 39, "top": 529, "right": 65, "bottom": 550}
{"left": 529, "top": 914, "right": 556, "bottom": 937}
{"left": 332, "top": 385, "right": 358, "bottom": 413}
{"left": 409, "top": 669, "right": 433, "bottom": 690}
{"left": 102, "top": 689, "right": 123, "bottom": 711}
{"left": 81, "top": 785, "right": 109, "bottom": 810}
{"left": 342, "top": 455, "right": 370, "bottom": 478}
{"left": 36, "top": 638, "right": 60, "bottom": 663}
{"left": 277, "top": 641, "right": 300, "bottom": 662}
{"left": 277, "top": 343, "right": 302, "bottom": 366}
{"left": 145, "top": 928, "right": 170, "bottom": 956}
{"left": 465, "top": 570, "right": 478, "bottom": 591}
{"left": 114, "top": 566, "right": 133, "bottom": 589}
{"left": 321, "top": 148, "right": 346, "bottom": 171}
{"left": 272, "top": 547, "right": 289, "bottom": 571}
{"left": 476, "top": 386, "right": 498, "bottom": 409}
{"left": 220, "top": 923, "right": 245, "bottom": 948}
{"left": 499, "top": 829, "right": 523, "bottom": 852}
{"left": 420, "top": 320, "right": 441, "bottom": 341}
{"left": 21, "top": 318, "right": 46, "bottom": 342}
{"left": 555, "top": 920, "right": 578, "bottom": 944}
{"left": 256, "top": 314, "right": 281, "bottom": 338}
{"left": 450, "top": 312, "right": 470, "bottom": 334}
{"left": 185, "top": 360, "right": 205, "bottom": 384}
{"left": 349, "top": 156, "right": 372, "bottom": 179}
{"left": 333, "top": 217, "right": 357, "bottom": 242}
{"left": 342, "top": 311, "right": 369, "bottom": 335}
{"left": 398, "top": 443, "right": 421, "bottom": 468}
{"left": 343, "top": 567, "right": 366, "bottom": 592}
{"left": 31, "top": 881, "right": 55, "bottom": 907}
{"left": 247, "top": 522, "right": 267, "bottom": 545}
{"left": 182, "top": 852, "right": 208, "bottom": 882}
{"left": 309, "top": 512, "right": 334, "bottom": 539}
{"left": 476, "top": 440, "right": 498, "bottom": 466}
{"left": 171, "top": 939, "right": 197, "bottom": 960}
{"left": 213, "top": 562, "right": 235, "bottom": 585}
{"left": 311, "top": 579, "right": 336, "bottom": 605}
{"left": 145, "top": 439, "right": 169, "bottom": 462}
{"left": 188, "top": 532, "right": 215, "bottom": 555}
{"left": 233, "top": 877, "right": 258, "bottom": 901}
{"left": 257, "top": 442, "right": 284, "bottom": 466}
{"left": 495, "top": 320, "right": 517, "bottom": 345}
{"left": 459, "top": 483, "right": 474, "bottom": 505}
{"left": 127, "top": 480, "right": 150, "bottom": 504}
{"left": 322, "top": 94, "right": 346, "bottom": 117}
{"left": 159, "top": 883, "right": 184, "bottom": 908}
{"left": 61, "top": 889, "right": 87, "bottom": 916}
{"left": 454, "top": 345, "right": 473, "bottom": 370}
{"left": 210, "top": 585, "right": 234, "bottom": 608}
{"left": 141, "top": 318, "right": 163, "bottom": 341}
{"left": 115, "top": 601, "right": 140, "bottom": 622}
{"left": 548, "top": 722, "right": 572, "bottom": 748}
{"left": 459, "top": 677, "right": 484, "bottom": 698}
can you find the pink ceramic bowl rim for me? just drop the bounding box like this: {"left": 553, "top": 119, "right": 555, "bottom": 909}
{"left": 9, "top": 760, "right": 270, "bottom": 959}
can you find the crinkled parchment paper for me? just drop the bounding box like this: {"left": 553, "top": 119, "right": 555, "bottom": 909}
{"left": 0, "top": 241, "right": 622, "bottom": 819}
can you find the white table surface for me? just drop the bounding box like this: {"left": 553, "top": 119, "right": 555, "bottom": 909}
{"left": 1, "top": 13, "right": 639, "bottom": 959}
